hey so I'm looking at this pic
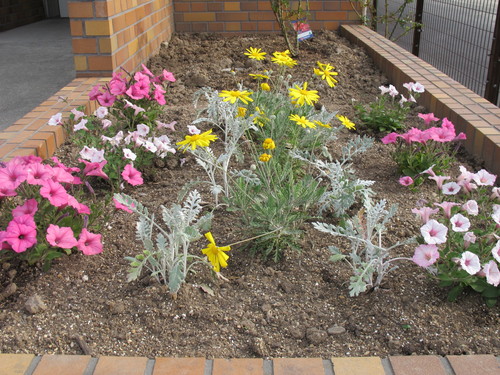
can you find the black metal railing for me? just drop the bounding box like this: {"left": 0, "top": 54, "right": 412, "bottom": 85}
{"left": 374, "top": 0, "right": 500, "bottom": 106}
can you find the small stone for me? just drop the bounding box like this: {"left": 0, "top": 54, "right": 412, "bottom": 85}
{"left": 25, "top": 295, "right": 47, "bottom": 314}
{"left": 109, "top": 302, "right": 125, "bottom": 315}
{"left": 2, "top": 263, "right": 10, "bottom": 271}
{"left": 261, "top": 303, "right": 271, "bottom": 313}
{"left": 279, "top": 280, "right": 294, "bottom": 293}
{"left": 290, "top": 327, "right": 305, "bottom": 339}
{"left": 306, "top": 327, "right": 327, "bottom": 345}
{"left": 327, "top": 325, "right": 346, "bottom": 335}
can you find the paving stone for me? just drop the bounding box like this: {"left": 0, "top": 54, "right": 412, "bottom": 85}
{"left": 331, "top": 357, "right": 385, "bottom": 375}
{"left": 390, "top": 355, "right": 447, "bottom": 375}
{"left": 273, "top": 358, "right": 325, "bottom": 375}
{"left": 32, "top": 355, "right": 91, "bottom": 375}
{"left": 447, "top": 355, "right": 500, "bottom": 375}
{"left": 213, "top": 358, "right": 264, "bottom": 375}
{"left": 93, "top": 356, "right": 148, "bottom": 375}
{"left": 152, "top": 357, "right": 206, "bottom": 375}
{"left": 0, "top": 354, "right": 34, "bottom": 375}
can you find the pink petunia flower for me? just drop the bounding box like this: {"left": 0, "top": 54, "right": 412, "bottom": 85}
{"left": 473, "top": 169, "right": 496, "bottom": 186}
{"left": 46, "top": 224, "right": 78, "bottom": 249}
{"left": 109, "top": 78, "right": 127, "bottom": 96}
{"left": 421, "top": 219, "right": 448, "bottom": 245}
{"left": 0, "top": 160, "right": 28, "bottom": 189}
{"left": 428, "top": 175, "right": 450, "bottom": 190}
{"left": 457, "top": 165, "right": 475, "bottom": 182}
{"left": 462, "top": 200, "right": 479, "bottom": 216}
{"left": 418, "top": 112, "right": 439, "bottom": 125}
{"left": 51, "top": 157, "right": 80, "bottom": 174}
{"left": 463, "top": 231, "right": 476, "bottom": 249}
{"left": 421, "top": 164, "right": 436, "bottom": 177}
{"left": 121, "top": 164, "right": 143, "bottom": 186}
{"left": 160, "top": 69, "right": 176, "bottom": 82}
{"left": 39, "top": 179, "right": 69, "bottom": 207}
{"left": 79, "top": 159, "right": 109, "bottom": 179}
{"left": 141, "top": 63, "right": 154, "bottom": 78}
{"left": 412, "top": 244, "right": 440, "bottom": 268}
{"left": 74, "top": 118, "right": 89, "bottom": 132}
{"left": 71, "top": 108, "right": 85, "bottom": 121}
{"left": 411, "top": 82, "right": 425, "bottom": 93}
{"left": 412, "top": 206, "right": 439, "bottom": 224}
{"left": 156, "top": 120, "right": 176, "bottom": 131}
{"left": 450, "top": 213, "right": 471, "bottom": 232}
{"left": 482, "top": 261, "right": 500, "bottom": 287}
{"left": 0, "top": 185, "right": 17, "bottom": 197}
{"left": 429, "top": 127, "right": 455, "bottom": 142}
{"left": 442, "top": 182, "right": 461, "bottom": 195}
{"left": 102, "top": 119, "right": 113, "bottom": 129}
{"left": 136, "top": 124, "right": 150, "bottom": 137}
{"left": 12, "top": 199, "right": 38, "bottom": 217}
{"left": 113, "top": 198, "right": 134, "bottom": 213}
{"left": 26, "top": 163, "right": 53, "bottom": 185}
{"left": 434, "top": 201, "right": 460, "bottom": 218}
{"left": 153, "top": 84, "right": 166, "bottom": 105}
{"left": 88, "top": 85, "right": 102, "bottom": 101}
{"left": 458, "top": 179, "right": 477, "bottom": 194}
{"left": 4, "top": 216, "right": 37, "bottom": 253}
{"left": 94, "top": 106, "right": 108, "bottom": 119}
{"left": 97, "top": 91, "right": 116, "bottom": 107}
{"left": 77, "top": 229, "right": 103, "bottom": 255}
{"left": 459, "top": 251, "right": 481, "bottom": 275}
{"left": 51, "top": 167, "right": 75, "bottom": 184}
{"left": 399, "top": 176, "right": 414, "bottom": 186}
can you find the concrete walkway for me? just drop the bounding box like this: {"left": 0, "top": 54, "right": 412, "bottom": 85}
{"left": 0, "top": 18, "right": 74, "bottom": 131}
{"left": 1, "top": 354, "right": 500, "bottom": 374}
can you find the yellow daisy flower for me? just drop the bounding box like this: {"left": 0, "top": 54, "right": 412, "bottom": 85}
{"left": 336, "top": 115, "right": 356, "bottom": 130}
{"left": 288, "top": 82, "right": 319, "bottom": 106}
{"left": 244, "top": 47, "right": 267, "bottom": 61}
{"left": 201, "top": 232, "right": 231, "bottom": 273}
{"left": 261, "top": 83, "right": 271, "bottom": 91}
{"left": 314, "top": 61, "right": 339, "bottom": 88}
{"left": 236, "top": 107, "right": 247, "bottom": 118}
{"left": 259, "top": 153, "right": 272, "bottom": 162}
{"left": 176, "top": 129, "right": 218, "bottom": 151}
{"left": 271, "top": 51, "right": 297, "bottom": 67}
{"left": 314, "top": 120, "right": 332, "bottom": 129}
{"left": 249, "top": 73, "right": 270, "bottom": 80}
{"left": 289, "top": 114, "right": 316, "bottom": 129}
{"left": 219, "top": 90, "right": 254, "bottom": 105}
{"left": 262, "top": 138, "right": 276, "bottom": 150}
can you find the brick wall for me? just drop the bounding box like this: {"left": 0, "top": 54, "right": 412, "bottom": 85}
{"left": 0, "top": 0, "right": 45, "bottom": 31}
{"left": 173, "top": 0, "right": 359, "bottom": 33}
{"left": 68, "top": 0, "right": 174, "bottom": 77}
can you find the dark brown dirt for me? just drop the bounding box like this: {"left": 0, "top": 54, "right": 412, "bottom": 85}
{"left": 0, "top": 30, "right": 498, "bottom": 358}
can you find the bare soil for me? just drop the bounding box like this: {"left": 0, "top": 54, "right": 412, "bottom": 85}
{"left": 0, "top": 30, "right": 498, "bottom": 358}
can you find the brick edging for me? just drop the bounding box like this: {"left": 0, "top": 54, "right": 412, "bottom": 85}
{"left": 341, "top": 24, "right": 500, "bottom": 177}
{"left": 1, "top": 354, "right": 500, "bottom": 374}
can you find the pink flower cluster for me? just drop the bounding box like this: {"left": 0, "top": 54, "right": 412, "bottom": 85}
{"left": 381, "top": 117, "right": 466, "bottom": 145}
{"left": 88, "top": 64, "right": 175, "bottom": 108}
{"left": 0, "top": 156, "right": 103, "bottom": 256}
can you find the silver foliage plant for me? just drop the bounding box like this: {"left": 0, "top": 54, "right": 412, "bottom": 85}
{"left": 313, "top": 199, "right": 416, "bottom": 297}
{"left": 291, "top": 135, "right": 375, "bottom": 217}
{"left": 114, "top": 190, "right": 212, "bottom": 295}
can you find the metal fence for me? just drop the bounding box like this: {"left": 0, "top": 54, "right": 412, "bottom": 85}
{"left": 374, "top": 0, "right": 500, "bottom": 106}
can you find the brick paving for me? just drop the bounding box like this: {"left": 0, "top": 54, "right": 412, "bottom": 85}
{"left": 1, "top": 354, "right": 499, "bottom": 374}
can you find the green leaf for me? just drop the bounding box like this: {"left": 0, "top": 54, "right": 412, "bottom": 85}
{"left": 447, "top": 285, "right": 464, "bottom": 302}
{"left": 330, "top": 254, "right": 347, "bottom": 262}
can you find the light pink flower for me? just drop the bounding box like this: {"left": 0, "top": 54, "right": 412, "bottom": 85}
{"left": 136, "top": 124, "right": 150, "bottom": 137}
{"left": 399, "top": 95, "right": 407, "bottom": 107}
{"left": 412, "top": 244, "right": 440, "bottom": 268}
{"left": 421, "top": 165, "right": 436, "bottom": 177}
{"left": 418, "top": 112, "right": 439, "bottom": 125}
{"left": 97, "top": 91, "right": 116, "bottom": 107}
{"left": 411, "top": 82, "right": 425, "bottom": 93}
{"left": 442, "top": 182, "right": 461, "bottom": 195}
{"left": 388, "top": 84, "right": 399, "bottom": 97}
{"left": 102, "top": 119, "right": 112, "bottom": 129}
{"left": 74, "top": 118, "right": 89, "bottom": 132}
{"left": 122, "top": 164, "right": 143, "bottom": 186}
{"left": 462, "top": 200, "right": 478, "bottom": 216}
{"left": 421, "top": 219, "right": 448, "bottom": 244}
{"left": 482, "top": 261, "right": 500, "bottom": 287}
{"left": 94, "top": 106, "right": 108, "bottom": 119}
{"left": 12, "top": 199, "right": 38, "bottom": 217}
{"left": 124, "top": 99, "right": 146, "bottom": 116}
{"left": 490, "top": 187, "right": 500, "bottom": 200}
{"left": 492, "top": 240, "right": 500, "bottom": 263}
{"left": 187, "top": 125, "right": 201, "bottom": 135}
{"left": 46, "top": 224, "right": 78, "bottom": 249}
{"left": 399, "top": 176, "right": 414, "bottom": 186}
{"left": 71, "top": 108, "right": 85, "bottom": 121}
{"left": 48, "top": 113, "right": 63, "bottom": 126}
{"left": 143, "top": 140, "right": 157, "bottom": 153}
{"left": 434, "top": 201, "right": 460, "bottom": 218}
{"left": 77, "top": 229, "right": 103, "bottom": 255}
{"left": 402, "top": 82, "right": 414, "bottom": 91}
{"left": 450, "top": 213, "right": 471, "bottom": 232}
{"left": 458, "top": 179, "right": 477, "bottom": 194}
{"left": 473, "top": 169, "right": 496, "bottom": 186}
{"left": 457, "top": 165, "right": 475, "bottom": 182}
{"left": 463, "top": 231, "right": 476, "bottom": 248}
{"left": 156, "top": 120, "right": 176, "bottom": 131}
{"left": 412, "top": 207, "right": 439, "bottom": 224}
{"left": 79, "top": 146, "right": 105, "bottom": 163}
{"left": 460, "top": 251, "right": 481, "bottom": 275}
{"left": 428, "top": 175, "right": 450, "bottom": 190}
{"left": 40, "top": 180, "right": 69, "bottom": 207}
{"left": 4, "top": 216, "right": 37, "bottom": 253}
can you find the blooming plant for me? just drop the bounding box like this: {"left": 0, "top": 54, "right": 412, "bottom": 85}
{"left": 382, "top": 116, "right": 466, "bottom": 185}
{"left": 411, "top": 166, "right": 500, "bottom": 306}
{"left": 354, "top": 82, "right": 425, "bottom": 133}
{"left": 115, "top": 190, "right": 213, "bottom": 296}
{"left": 0, "top": 156, "right": 104, "bottom": 269}
{"left": 50, "top": 64, "right": 177, "bottom": 189}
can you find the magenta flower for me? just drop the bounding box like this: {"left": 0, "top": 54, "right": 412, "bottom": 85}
{"left": 473, "top": 169, "right": 496, "bottom": 186}
{"left": 46, "top": 224, "right": 78, "bottom": 249}
{"left": 482, "top": 261, "right": 500, "bottom": 287}
{"left": 122, "top": 164, "right": 143, "bottom": 186}
{"left": 418, "top": 112, "right": 439, "bottom": 125}
{"left": 88, "top": 85, "right": 102, "bottom": 100}
{"left": 411, "top": 207, "right": 439, "bottom": 224}
{"left": 97, "top": 91, "right": 116, "bottom": 107}
{"left": 0, "top": 160, "right": 28, "bottom": 189}
{"left": 80, "top": 159, "right": 109, "bottom": 179}
{"left": 66, "top": 195, "right": 91, "bottom": 215}
{"left": 381, "top": 132, "right": 399, "bottom": 144}
{"left": 26, "top": 163, "right": 53, "bottom": 185}
{"left": 0, "top": 231, "right": 12, "bottom": 250}
{"left": 5, "top": 216, "right": 37, "bottom": 253}
{"left": 421, "top": 219, "right": 448, "bottom": 244}
{"left": 434, "top": 201, "right": 460, "bottom": 218}
{"left": 0, "top": 185, "right": 17, "bottom": 197}
{"left": 412, "top": 244, "right": 440, "bottom": 268}
{"left": 153, "top": 84, "right": 166, "bottom": 105}
{"left": 39, "top": 179, "right": 69, "bottom": 207}
{"left": 77, "top": 229, "right": 103, "bottom": 255}
{"left": 51, "top": 157, "right": 80, "bottom": 174}
{"left": 51, "top": 167, "right": 75, "bottom": 184}
{"left": 450, "top": 213, "right": 471, "bottom": 232}
{"left": 113, "top": 198, "right": 134, "bottom": 213}
{"left": 442, "top": 181, "right": 461, "bottom": 195}
{"left": 12, "top": 199, "right": 38, "bottom": 217}
{"left": 160, "top": 69, "right": 176, "bottom": 82}
{"left": 459, "top": 251, "right": 481, "bottom": 275}
{"left": 109, "top": 79, "right": 127, "bottom": 96}
{"left": 141, "top": 63, "right": 154, "bottom": 77}
{"left": 399, "top": 176, "right": 414, "bottom": 186}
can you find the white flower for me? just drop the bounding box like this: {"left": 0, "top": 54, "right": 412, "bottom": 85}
{"left": 442, "top": 182, "right": 461, "bottom": 195}
{"left": 450, "top": 213, "right": 471, "bottom": 232}
{"left": 71, "top": 108, "right": 85, "bottom": 121}
{"left": 462, "top": 200, "right": 478, "bottom": 216}
{"left": 458, "top": 165, "right": 475, "bottom": 182}
{"left": 403, "top": 82, "right": 414, "bottom": 91}
{"left": 460, "top": 251, "right": 481, "bottom": 275}
{"left": 412, "top": 82, "right": 425, "bottom": 93}
{"left": 122, "top": 148, "right": 137, "bottom": 161}
{"left": 473, "top": 169, "right": 496, "bottom": 186}
{"left": 492, "top": 240, "right": 500, "bottom": 263}
{"left": 421, "top": 219, "right": 448, "bottom": 244}
{"left": 188, "top": 125, "right": 201, "bottom": 135}
{"left": 110, "top": 131, "right": 124, "bottom": 147}
{"left": 388, "top": 84, "right": 399, "bottom": 97}
{"left": 379, "top": 85, "right": 390, "bottom": 95}
{"left": 73, "top": 118, "right": 88, "bottom": 132}
{"left": 102, "top": 119, "right": 112, "bottom": 129}
{"left": 463, "top": 231, "right": 476, "bottom": 245}
{"left": 48, "top": 113, "right": 63, "bottom": 126}
{"left": 143, "top": 140, "right": 157, "bottom": 153}
{"left": 399, "top": 95, "right": 408, "bottom": 107}
{"left": 482, "top": 261, "right": 500, "bottom": 287}
{"left": 136, "top": 124, "right": 150, "bottom": 137}
{"left": 94, "top": 106, "right": 108, "bottom": 119}
{"left": 79, "top": 146, "right": 105, "bottom": 163}
{"left": 156, "top": 120, "right": 176, "bottom": 131}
